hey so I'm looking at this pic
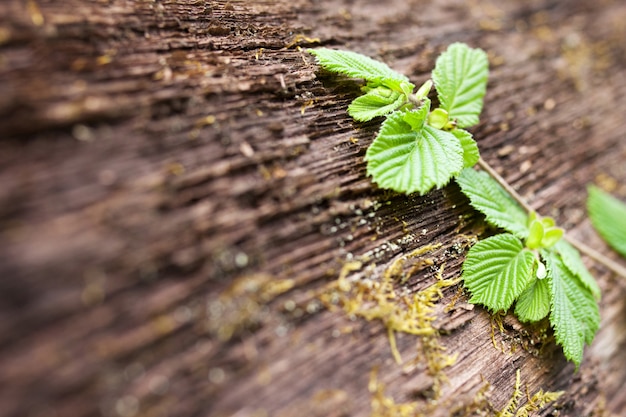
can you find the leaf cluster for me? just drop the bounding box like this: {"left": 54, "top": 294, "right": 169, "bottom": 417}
{"left": 309, "top": 43, "right": 487, "bottom": 195}
{"left": 309, "top": 43, "right": 603, "bottom": 367}
{"left": 457, "top": 169, "right": 600, "bottom": 366}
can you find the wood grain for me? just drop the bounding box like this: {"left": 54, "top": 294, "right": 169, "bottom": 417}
{"left": 1, "top": 0, "right": 626, "bottom": 416}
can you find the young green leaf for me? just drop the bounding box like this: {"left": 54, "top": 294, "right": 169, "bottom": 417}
{"left": 414, "top": 79, "right": 433, "bottom": 100}
{"left": 309, "top": 48, "right": 409, "bottom": 83}
{"left": 427, "top": 108, "right": 449, "bottom": 130}
{"left": 432, "top": 43, "right": 489, "bottom": 128}
{"left": 456, "top": 168, "right": 529, "bottom": 239}
{"left": 402, "top": 101, "right": 430, "bottom": 130}
{"left": 587, "top": 185, "right": 626, "bottom": 258}
{"left": 515, "top": 277, "right": 550, "bottom": 322}
{"left": 347, "top": 87, "right": 406, "bottom": 122}
{"left": 378, "top": 78, "right": 415, "bottom": 96}
{"left": 526, "top": 220, "right": 545, "bottom": 250}
{"left": 553, "top": 240, "right": 601, "bottom": 300}
{"left": 462, "top": 233, "right": 535, "bottom": 312}
{"left": 364, "top": 105, "right": 464, "bottom": 195}
{"left": 541, "top": 227, "right": 564, "bottom": 248}
{"left": 451, "top": 129, "right": 480, "bottom": 168}
{"left": 545, "top": 251, "right": 600, "bottom": 366}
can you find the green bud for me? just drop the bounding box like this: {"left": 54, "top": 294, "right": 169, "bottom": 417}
{"left": 526, "top": 220, "right": 545, "bottom": 250}
{"left": 374, "top": 86, "right": 393, "bottom": 98}
{"left": 399, "top": 81, "right": 414, "bottom": 97}
{"left": 541, "top": 227, "right": 564, "bottom": 248}
{"left": 428, "top": 108, "right": 449, "bottom": 130}
{"left": 415, "top": 80, "right": 433, "bottom": 100}
{"left": 540, "top": 216, "right": 556, "bottom": 228}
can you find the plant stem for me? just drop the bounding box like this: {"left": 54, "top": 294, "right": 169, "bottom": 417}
{"left": 476, "top": 158, "right": 534, "bottom": 213}
{"left": 407, "top": 94, "right": 423, "bottom": 107}
{"left": 477, "top": 157, "right": 626, "bottom": 279}
{"left": 564, "top": 235, "right": 626, "bottom": 279}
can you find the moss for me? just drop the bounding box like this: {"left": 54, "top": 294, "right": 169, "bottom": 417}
{"left": 496, "top": 369, "right": 563, "bottom": 417}
{"left": 322, "top": 244, "right": 455, "bottom": 362}
{"left": 323, "top": 242, "right": 564, "bottom": 416}
{"left": 321, "top": 243, "right": 460, "bottom": 398}
{"left": 490, "top": 312, "right": 508, "bottom": 354}
{"left": 369, "top": 367, "right": 422, "bottom": 417}
{"left": 207, "top": 274, "right": 294, "bottom": 341}
{"left": 408, "top": 264, "right": 460, "bottom": 396}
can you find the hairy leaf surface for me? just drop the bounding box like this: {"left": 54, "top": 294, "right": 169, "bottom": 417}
{"left": 348, "top": 88, "right": 406, "bottom": 121}
{"left": 515, "top": 277, "right": 550, "bottom": 322}
{"left": 588, "top": 185, "right": 626, "bottom": 258}
{"left": 456, "top": 168, "right": 529, "bottom": 239}
{"left": 432, "top": 43, "right": 489, "bottom": 128}
{"left": 554, "top": 240, "right": 601, "bottom": 300}
{"left": 451, "top": 129, "right": 480, "bottom": 168}
{"left": 463, "top": 233, "right": 535, "bottom": 312}
{"left": 545, "top": 251, "right": 600, "bottom": 366}
{"left": 309, "top": 48, "right": 409, "bottom": 83}
{"left": 365, "top": 106, "right": 464, "bottom": 195}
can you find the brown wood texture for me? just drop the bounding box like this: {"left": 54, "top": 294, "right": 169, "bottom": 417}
{"left": 1, "top": 0, "right": 626, "bottom": 416}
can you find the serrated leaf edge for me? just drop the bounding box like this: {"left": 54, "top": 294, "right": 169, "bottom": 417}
{"left": 462, "top": 233, "right": 535, "bottom": 312}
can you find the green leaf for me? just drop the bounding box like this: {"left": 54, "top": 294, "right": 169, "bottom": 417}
{"left": 427, "top": 108, "right": 449, "bottom": 130}
{"left": 415, "top": 80, "right": 433, "bottom": 100}
{"left": 378, "top": 78, "right": 414, "bottom": 95}
{"left": 309, "top": 48, "right": 409, "bottom": 83}
{"left": 451, "top": 129, "right": 480, "bottom": 168}
{"left": 348, "top": 88, "right": 406, "bottom": 122}
{"left": 402, "top": 99, "right": 430, "bottom": 130}
{"left": 554, "top": 241, "right": 601, "bottom": 300}
{"left": 588, "top": 185, "right": 626, "bottom": 258}
{"left": 515, "top": 277, "right": 550, "bottom": 322}
{"left": 456, "top": 168, "right": 529, "bottom": 239}
{"left": 541, "top": 227, "right": 563, "bottom": 248}
{"left": 432, "top": 43, "right": 489, "bottom": 128}
{"left": 462, "top": 233, "right": 535, "bottom": 312}
{"left": 526, "top": 220, "right": 545, "bottom": 250}
{"left": 545, "top": 251, "right": 600, "bottom": 366}
{"left": 364, "top": 105, "right": 464, "bottom": 195}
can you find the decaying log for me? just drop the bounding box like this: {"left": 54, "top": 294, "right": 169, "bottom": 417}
{"left": 1, "top": 0, "right": 626, "bottom": 416}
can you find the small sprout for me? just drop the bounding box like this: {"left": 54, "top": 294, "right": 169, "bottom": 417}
{"left": 541, "top": 227, "right": 563, "bottom": 248}
{"left": 414, "top": 79, "right": 433, "bottom": 100}
{"left": 526, "top": 216, "right": 563, "bottom": 249}
{"left": 458, "top": 168, "right": 599, "bottom": 366}
{"left": 540, "top": 216, "right": 556, "bottom": 228}
{"left": 310, "top": 43, "right": 486, "bottom": 195}
{"left": 526, "top": 219, "right": 545, "bottom": 250}
{"left": 428, "top": 108, "right": 449, "bottom": 130}
{"left": 372, "top": 85, "right": 393, "bottom": 98}
{"left": 309, "top": 42, "right": 601, "bottom": 367}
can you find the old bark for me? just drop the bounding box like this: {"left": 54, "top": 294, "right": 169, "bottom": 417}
{"left": 1, "top": 0, "right": 626, "bottom": 416}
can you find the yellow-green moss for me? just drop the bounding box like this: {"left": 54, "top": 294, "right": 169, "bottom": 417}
{"left": 321, "top": 243, "right": 460, "bottom": 398}
{"left": 207, "top": 274, "right": 294, "bottom": 341}
{"left": 369, "top": 367, "right": 422, "bottom": 417}
{"left": 496, "top": 369, "right": 563, "bottom": 417}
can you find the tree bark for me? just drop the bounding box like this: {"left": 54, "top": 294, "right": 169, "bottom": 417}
{"left": 1, "top": 0, "right": 626, "bottom": 416}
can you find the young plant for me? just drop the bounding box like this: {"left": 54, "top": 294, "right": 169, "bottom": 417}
{"left": 309, "top": 43, "right": 603, "bottom": 366}
{"left": 309, "top": 44, "right": 487, "bottom": 195}
{"left": 457, "top": 169, "right": 600, "bottom": 366}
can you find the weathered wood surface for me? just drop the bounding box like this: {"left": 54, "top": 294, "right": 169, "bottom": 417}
{"left": 1, "top": 0, "right": 626, "bottom": 416}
